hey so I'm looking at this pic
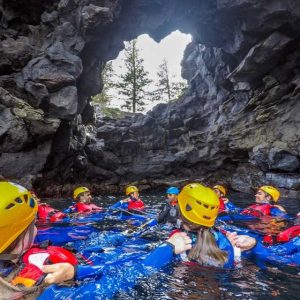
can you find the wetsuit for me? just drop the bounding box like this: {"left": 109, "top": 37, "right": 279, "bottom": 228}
{"left": 219, "top": 223, "right": 300, "bottom": 267}
{"left": 37, "top": 242, "right": 175, "bottom": 299}
{"left": 37, "top": 227, "right": 236, "bottom": 299}
{"left": 157, "top": 201, "right": 179, "bottom": 225}
{"left": 243, "top": 237, "right": 300, "bottom": 267}
{"left": 35, "top": 225, "right": 98, "bottom": 245}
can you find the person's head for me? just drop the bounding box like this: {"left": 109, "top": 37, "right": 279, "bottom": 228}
{"left": 178, "top": 183, "right": 220, "bottom": 228}
{"left": 166, "top": 187, "right": 180, "bottom": 203}
{"left": 126, "top": 186, "right": 139, "bottom": 199}
{"left": 213, "top": 185, "right": 226, "bottom": 198}
{"left": 73, "top": 187, "right": 92, "bottom": 203}
{"left": 255, "top": 186, "right": 280, "bottom": 204}
{"left": 177, "top": 183, "right": 227, "bottom": 267}
{"left": 0, "top": 181, "right": 38, "bottom": 257}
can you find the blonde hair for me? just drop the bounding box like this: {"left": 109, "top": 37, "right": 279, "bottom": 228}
{"left": 181, "top": 215, "right": 228, "bottom": 267}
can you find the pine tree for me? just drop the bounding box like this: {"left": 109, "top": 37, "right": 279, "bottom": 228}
{"left": 115, "top": 40, "right": 152, "bottom": 113}
{"left": 92, "top": 61, "right": 114, "bottom": 106}
{"left": 153, "top": 58, "right": 187, "bottom": 102}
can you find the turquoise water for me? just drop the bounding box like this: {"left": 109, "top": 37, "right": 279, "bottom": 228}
{"left": 43, "top": 192, "right": 300, "bottom": 300}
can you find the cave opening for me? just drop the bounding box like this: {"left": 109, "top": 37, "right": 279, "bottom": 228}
{"left": 1, "top": 1, "right": 300, "bottom": 198}
{"left": 91, "top": 30, "right": 192, "bottom": 115}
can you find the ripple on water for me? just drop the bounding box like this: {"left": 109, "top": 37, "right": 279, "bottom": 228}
{"left": 40, "top": 192, "right": 300, "bottom": 300}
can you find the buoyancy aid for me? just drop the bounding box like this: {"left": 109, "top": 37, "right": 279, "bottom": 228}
{"left": 241, "top": 203, "right": 273, "bottom": 217}
{"left": 128, "top": 198, "right": 145, "bottom": 211}
{"left": 75, "top": 202, "right": 103, "bottom": 213}
{"left": 11, "top": 246, "right": 78, "bottom": 288}
{"left": 38, "top": 204, "right": 66, "bottom": 222}
{"left": 219, "top": 198, "right": 226, "bottom": 213}
{"left": 263, "top": 225, "right": 300, "bottom": 245}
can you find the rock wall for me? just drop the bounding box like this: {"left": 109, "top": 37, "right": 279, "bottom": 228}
{"left": 1, "top": 0, "right": 300, "bottom": 197}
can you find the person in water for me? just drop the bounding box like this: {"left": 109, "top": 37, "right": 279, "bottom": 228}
{"left": 0, "top": 181, "right": 77, "bottom": 289}
{"left": 213, "top": 185, "right": 229, "bottom": 213}
{"left": 172, "top": 183, "right": 256, "bottom": 268}
{"left": 34, "top": 192, "right": 66, "bottom": 222}
{"left": 213, "top": 185, "right": 239, "bottom": 213}
{"left": 0, "top": 181, "right": 191, "bottom": 299}
{"left": 241, "top": 185, "right": 287, "bottom": 217}
{"left": 157, "top": 187, "right": 180, "bottom": 226}
{"left": 66, "top": 187, "right": 103, "bottom": 213}
{"left": 122, "top": 186, "right": 145, "bottom": 211}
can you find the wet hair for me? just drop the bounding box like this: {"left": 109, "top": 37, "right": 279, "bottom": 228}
{"left": 180, "top": 215, "right": 228, "bottom": 267}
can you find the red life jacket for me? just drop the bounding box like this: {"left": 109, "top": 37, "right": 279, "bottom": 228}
{"left": 263, "top": 225, "right": 300, "bottom": 245}
{"left": 75, "top": 202, "right": 103, "bottom": 213}
{"left": 277, "top": 225, "right": 300, "bottom": 242}
{"left": 128, "top": 199, "right": 145, "bottom": 211}
{"left": 241, "top": 203, "right": 273, "bottom": 217}
{"left": 11, "top": 246, "right": 78, "bottom": 288}
{"left": 218, "top": 198, "right": 226, "bottom": 213}
{"left": 38, "top": 204, "right": 66, "bottom": 222}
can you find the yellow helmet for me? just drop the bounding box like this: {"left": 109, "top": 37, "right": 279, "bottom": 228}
{"left": 126, "top": 186, "right": 138, "bottom": 196}
{"left": 178, "top": 183, "right": 220, "bottom": 227}
{"left": 213, "top": 185, "right": 226, "bottom": 196}
{"left": 259, "top": 186, "right": 280, "bottom": 202}
{"left": 73, "top": 187, "right": 90, "bottom": 199}
{"left": 0, "top": 181, "right": 37, "bottom": 253}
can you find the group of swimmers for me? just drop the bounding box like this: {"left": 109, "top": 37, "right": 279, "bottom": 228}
{"left": 0, "top": 179, "right": 298, "bottom": 299}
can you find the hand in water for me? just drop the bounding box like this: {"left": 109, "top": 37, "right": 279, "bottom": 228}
{"left": 227, "top": 232, "right": 256, "bottom": 251}
{"left": 42, "top": 263, "right": 75, "bottom": 284}
{"left": 167, "top": 232, "right": 192, "bottom": 254}
{"left": 223, "top": 197, "right": 229, "bottom": 204}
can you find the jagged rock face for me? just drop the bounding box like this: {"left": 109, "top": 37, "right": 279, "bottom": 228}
{"left": 1, "top": 0, "right": 300, "bottom": 197}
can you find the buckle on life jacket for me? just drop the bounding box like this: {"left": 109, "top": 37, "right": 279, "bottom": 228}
{"left": 11, "top": 262, "right": 46, "bottom": 287}
{"left": 11, "top": 276, "right": 37, "bottom": 288}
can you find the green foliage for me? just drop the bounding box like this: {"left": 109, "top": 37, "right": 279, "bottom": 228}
{"left": 152, "top": 58, "right": 187, "bottom": 102}
{"left": 101, "top": 106, "right": 124, "bottom": 118}
{"left": 92, "top": 61, "right": 115, "bottom": 106}
{"left": 114, "top": 40, "right": 152, "bottom": 113}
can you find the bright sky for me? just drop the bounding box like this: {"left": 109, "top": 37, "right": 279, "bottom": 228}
{"left": 109, "top": 30, "right": 192, "bottom": 111}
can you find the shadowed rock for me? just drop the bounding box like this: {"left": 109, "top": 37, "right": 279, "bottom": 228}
{"left": 1, "top": 0, "right": 300, "bottom": 197}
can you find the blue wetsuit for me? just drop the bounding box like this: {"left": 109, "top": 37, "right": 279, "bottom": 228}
{"left": 37, "top": 229, "right": 234, "bottom": 299}
{"left": 243, "top": 237, "right": 300, "bottom": 267}
{"left": 37, "top": 242, "right": 174, "bottom": 299}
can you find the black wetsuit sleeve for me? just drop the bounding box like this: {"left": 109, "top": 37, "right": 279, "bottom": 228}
{"left": 157, "top": 204, "right": 169, "bottom": 223}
